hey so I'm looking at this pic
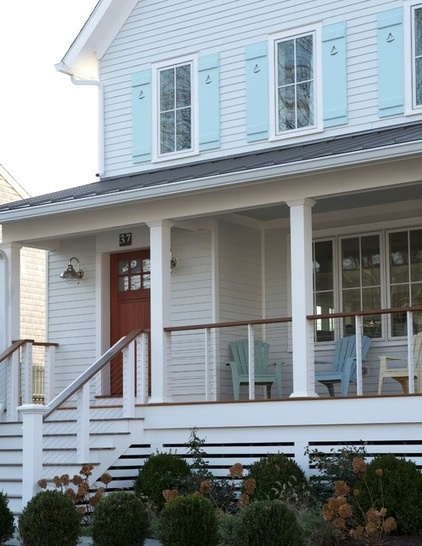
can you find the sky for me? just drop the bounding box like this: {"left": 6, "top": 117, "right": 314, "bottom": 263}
{"left": 0, "top": 0, "right": 99, "bottom": 197}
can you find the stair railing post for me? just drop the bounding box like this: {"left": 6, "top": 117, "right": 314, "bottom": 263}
{"left": 136, "top": 333, "right": 148, "bottom": 404}
{"left": 21, "top": 342, "right": 33, "bottom": 405}
{"left": 43, "top": 345, "right": 56, "bottom": 405}
{"left": 18, "top": 404, "right": 48, "bottom": 508}
{"left": 76, "top": 383, "right": 90, "bottom": 463}
{"left": 8, "top": 351, "right": 20, "bottom": 421}
{"left": 123, "top": 340, "right": 135, "bottom": 418}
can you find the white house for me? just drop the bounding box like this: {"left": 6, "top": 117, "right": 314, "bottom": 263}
{"left": 0, "top": 0, "right": 422, "bottom": 512}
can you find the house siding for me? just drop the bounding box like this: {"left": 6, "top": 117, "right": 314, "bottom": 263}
{"left": 48, "top": 238, "right": 96, "bottom": 394}
{"left": 99, "top": 0, "right": 415, "bottom": 180}
{"left": 168, "top": 228, "right": 213, "bottom": 401}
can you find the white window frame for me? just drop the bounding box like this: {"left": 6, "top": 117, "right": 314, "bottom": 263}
{"left": 268, "top": 24, "right": 323, "bottom": 141}
{"left": 404, "top": 1, "right": 422, "bottom": 115}
{"left": 152, "top": 54, "right": 199, "bottom": 161}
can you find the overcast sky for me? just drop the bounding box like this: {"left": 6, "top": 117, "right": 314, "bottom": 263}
{"left": 0, "top": 0, "right": 99, "bottom": 197}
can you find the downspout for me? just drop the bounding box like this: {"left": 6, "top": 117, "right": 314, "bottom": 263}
{"left": 70, "top": 75, "right": 104, "bottom": 178}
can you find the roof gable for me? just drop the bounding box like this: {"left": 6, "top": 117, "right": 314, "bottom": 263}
{"left": 55, "top": 0, "right": 139, "bottom": 80}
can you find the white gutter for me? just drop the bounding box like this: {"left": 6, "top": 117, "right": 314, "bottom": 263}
{"left": 0, "top": 139, "right": 422, "bottom": 223}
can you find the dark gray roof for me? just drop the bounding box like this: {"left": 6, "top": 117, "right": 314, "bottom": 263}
{"left": 1, "top": 121, "right": 422, "bottom": 213}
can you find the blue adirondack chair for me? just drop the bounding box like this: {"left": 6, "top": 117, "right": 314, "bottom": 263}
{"left": 226, "top": 339, "right": 283, "bottom": 400}
{"left": 315, "top": 335, "right": 372, "bottom": 397}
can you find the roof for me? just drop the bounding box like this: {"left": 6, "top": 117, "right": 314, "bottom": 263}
{"left": 0, "top": 121, "right": 421, "bottom": 218}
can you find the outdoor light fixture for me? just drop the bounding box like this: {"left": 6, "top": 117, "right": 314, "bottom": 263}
{"left": 170, "top": 257, "right": 178, "bottom": 271}
{"left": 60, "top": 257, "right": 84, "bottom": 284}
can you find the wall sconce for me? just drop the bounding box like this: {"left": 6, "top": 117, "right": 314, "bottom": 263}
{"left": 60, "top": 257, "right": 84, "bottom": 284}
{"left": 170, "top": 257, "right": 178, "bottom": 272}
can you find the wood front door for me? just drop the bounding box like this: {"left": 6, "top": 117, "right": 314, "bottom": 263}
{"left": 110, "top": 250, "right": 151, "bottom": 395}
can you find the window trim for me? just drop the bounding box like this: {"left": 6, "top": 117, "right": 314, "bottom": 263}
{"left": 268, "top": 23, "right": 323, "bottom": 141}
{"left": 404, "top": 1, "right": 422, "bottom": 115}
{"left": 152, "top": 54, "right": 199, "bottom": 162}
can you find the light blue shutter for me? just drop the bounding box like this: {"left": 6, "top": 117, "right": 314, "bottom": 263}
{"left": 377, "top": 8, "right": 404, "bottom": 117}
{"left": 245, "top": 42, "right": 269, "bottom": 142}
{"left": 322, "top": 22, "right": 347, "bottom": 127}
{"left": 132, "top": 69, "right": 152, "bottom": 163}
{"left": 198, "top": 54, "right": 220, "bottom": 151}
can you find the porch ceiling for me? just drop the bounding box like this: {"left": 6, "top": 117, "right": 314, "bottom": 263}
{"left": 235, "top": 180, "right": 422, "bottom": 222}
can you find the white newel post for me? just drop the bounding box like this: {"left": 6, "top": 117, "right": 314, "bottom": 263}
{"left": 77, "top": 383, "right": 90, "bottom": 463}
{"left": 18, "top": 404, "right": 47, "bottom": 508}
{"left": 287, "top": 199, "right": 316, "bottom": 398}
{"left": 123, "top": 341, "right": 135, "bottom": 417}
{"left": 148, "top": 220, "right": 173, "bottom": 403}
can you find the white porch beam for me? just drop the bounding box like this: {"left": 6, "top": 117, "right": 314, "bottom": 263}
{"left": 287, "top": 199, "right": 316, "bottom": 398}
{"left": 148, "top": 220, "right": 173, "bottom": 403}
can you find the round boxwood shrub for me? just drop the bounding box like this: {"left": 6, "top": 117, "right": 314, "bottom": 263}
{"left": 244, "top": 453, "right": 308, "bottom": 501}
{"left": 238, "top": 499, "right": 304, "bottom": 546}
{"left": 134, "top": 452, "right": 191, "bottom": 511}
{"left": 355, "top": 453, "right": 422, "bottom": 535}
{"left": 91, "top": 491, "right": 149, "bottom": 546}
{"left": 18, "top": 489, "right": 81, "bottom": 546}
{"left": 158, "top": 493, "right": 218, "bottom": 546}
{"left": 0, "top": 491, "right": 15, "bottom": 545}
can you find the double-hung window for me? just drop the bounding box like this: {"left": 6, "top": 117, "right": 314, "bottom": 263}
{"left": 154, "top": 57, "right": 197, "bottom": 159}
{"left": 413, "top": 6, "right": 422, "bottom": 107}
{"left": 270, "top": 26, "right": 322, "bottom": 139}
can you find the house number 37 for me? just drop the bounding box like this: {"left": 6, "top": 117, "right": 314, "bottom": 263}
{"left": 119, "top": 233, "right": 132, "bottom": 247}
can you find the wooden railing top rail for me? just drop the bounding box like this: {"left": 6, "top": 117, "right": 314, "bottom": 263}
{"left": 307, "top": 306, "right": 422, "bottom": 321}
{"left": 164, "top": 316, "right": 292, "bottom": 333}
{"left": 163, "top": 306, "right": 422, "bottom": 333}
{"left": 44, "top": 329, "right": 142, "bottom": 420}
{"left": 0, "top": 339, "right": 34, "bottom": 364}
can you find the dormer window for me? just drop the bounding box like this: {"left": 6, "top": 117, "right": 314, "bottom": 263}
{"left": 412, "top": 6, "right": 422, "bottom": 107}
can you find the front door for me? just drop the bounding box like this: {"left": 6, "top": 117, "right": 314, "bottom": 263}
{"left": 110, "top": 250, "right": 151, "bottom": 394}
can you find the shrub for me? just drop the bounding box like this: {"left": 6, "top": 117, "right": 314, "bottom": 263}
{"left": 297, "top": 506, "right": 340, "bottom": 546}
{"left": 0, "top": 491, "right": 15, "bottom": 545}
{"left": 134, "top": 452, "right": 191, "bottom": 512}
{"left": 91, "top": 491, "right": 149, "bottom": 546}
{"left": 355, "top": 453, "right": 422, "bottom": 535}
{"left": 244, "top": 453, "right": 308, "bottom": 502}
{"left": 217, "top": 513, "right": 244, "bottom": 546}
{"left": 307, "top": 444, "right": 367, "bottom": 502}
{"left": 158, "top": 494, "right": 218, "bottom": 546}
{"left": 38, "top": 464, "right": 112, "bottom": 525}
{"left": 237, "top": 499, "right": 304, "bottom": 546}
{"left": 18, "top": 490, "right": 81, "bottom": 546}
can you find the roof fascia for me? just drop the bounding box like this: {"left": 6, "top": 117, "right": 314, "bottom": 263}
{"left": 56, "top": 0, "right": 139, "bottom": 80}
{"left": 1, "top": 141, "right": 421, "bottom": 224}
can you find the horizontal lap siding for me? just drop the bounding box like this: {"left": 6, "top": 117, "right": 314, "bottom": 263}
{"left": 48, "top": 238, "right": 97, "bottom": 395}
{"left": 219, "top": 221, "right": 262, "bottom": 399}
{"left": 100, "top": 0, "right": 410, "bottom": 179}
{"left": 168, "top": 229, "right": 213, "bottom": 401}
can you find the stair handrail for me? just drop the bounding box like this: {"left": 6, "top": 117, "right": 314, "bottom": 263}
{"left": 0, "top": 339, "right": 34, "bottom": 364}
{"left": 44, "top": 329, "right": 142, "bottom": 419}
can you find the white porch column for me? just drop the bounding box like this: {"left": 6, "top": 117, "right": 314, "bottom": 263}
{"left": 287, "top": 199, "right": 316, "bottom": 398}
{"left": 18, "top": 404, "right": 47, "bottom": 508}
{"left": 0, "top": 243, "right": 22, "bottom": 347}
{"left": 148, "top": 220, "right": 173, "bottom": 403}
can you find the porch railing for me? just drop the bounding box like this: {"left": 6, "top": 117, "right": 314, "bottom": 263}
{"left": 0, "top": 340, "right": 58, "bottom": 421}
{"left": 164, "top": 306, "right": 422, "bottom": 401}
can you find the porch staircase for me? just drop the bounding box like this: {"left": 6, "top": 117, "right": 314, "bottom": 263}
{"left": 0, "top": 330, "right": 149, "bottom": 515}
{"left": 0, "top": 406, "right": 145, "bottom": 515}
